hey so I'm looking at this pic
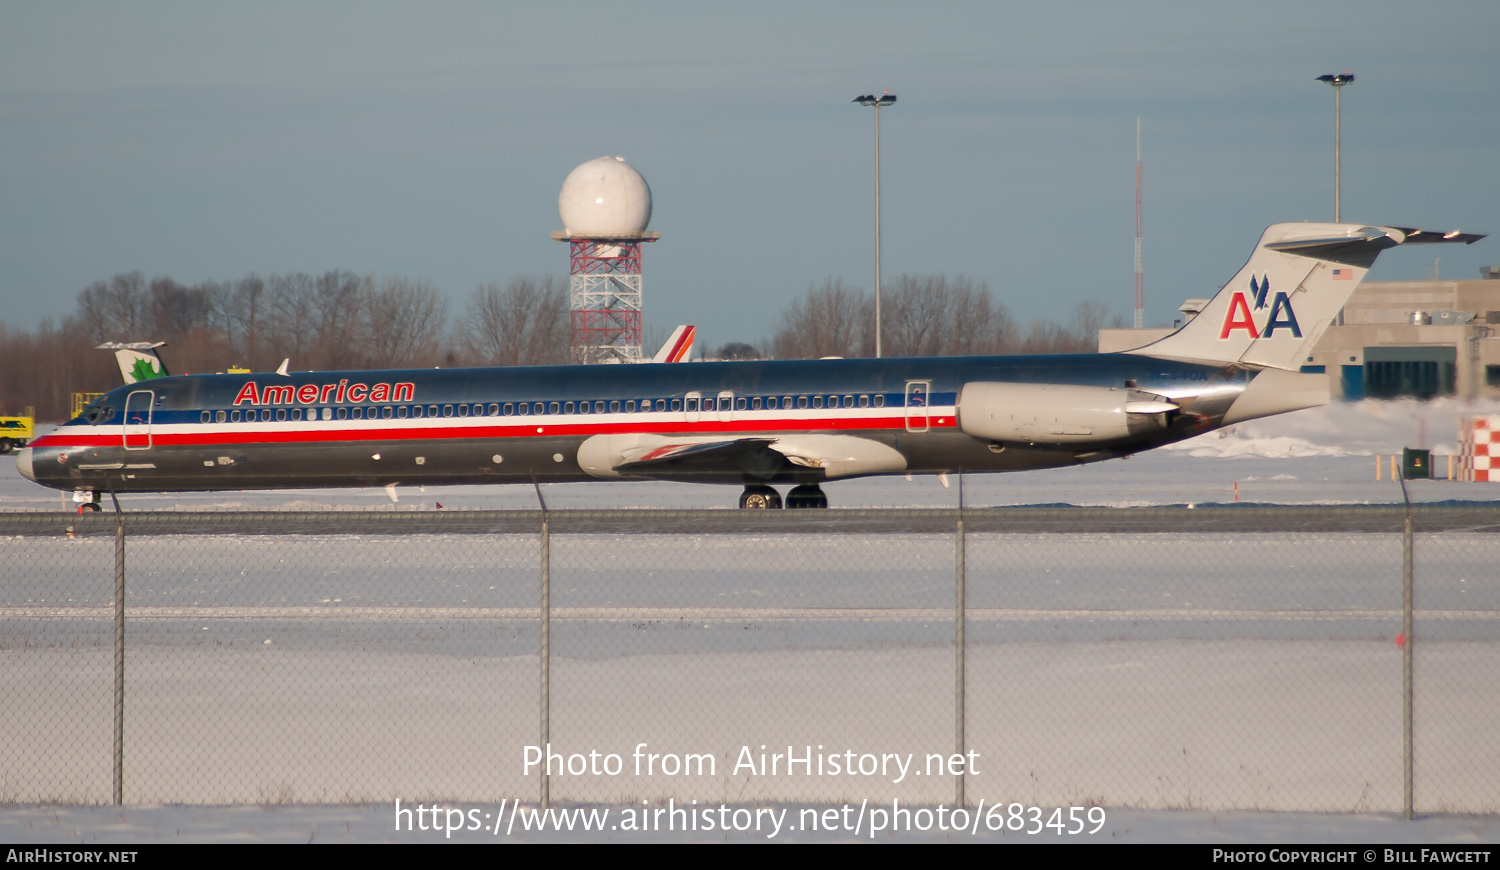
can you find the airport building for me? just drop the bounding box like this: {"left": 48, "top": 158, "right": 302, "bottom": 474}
{"left": 1099, "top": 272, "right": 1500, "bottom": 401}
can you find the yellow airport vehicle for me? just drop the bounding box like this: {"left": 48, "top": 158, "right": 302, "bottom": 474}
{"left": 0, "top": 406, "right": 35, "bottom": 454}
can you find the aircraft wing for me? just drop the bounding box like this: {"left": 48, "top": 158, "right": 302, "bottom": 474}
{"left": 614, "top": 437, "right": 785, "bottom": 478}
{"left": 586, "top": 433, "right": 907, "bottom": 482}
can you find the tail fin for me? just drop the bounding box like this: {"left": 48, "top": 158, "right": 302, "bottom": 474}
{"left": 96, "top": 341, "right": 169, "bottom": 384}
{"left": 1126, "top": 223, "right": 1484, "bottom": 370}
{"left": 651, "top": 325, "right": 696, "bottom": 363}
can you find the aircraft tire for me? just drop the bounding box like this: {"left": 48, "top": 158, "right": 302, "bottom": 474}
{"left": 786, "top": 484, "right": 828, "bottom": 509}
{"left": 738, "top": 486, "right": 782, "bottom": 510}
{"left": 0, "top": 438, "right": 11, "bottom": 454}
{"left": 81, "top": 502, "right": 101, "bottom": 512}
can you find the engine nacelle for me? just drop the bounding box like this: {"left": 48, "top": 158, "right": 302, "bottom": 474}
{"left": 958, "top": 382, "right": 1177, "bottom": 445}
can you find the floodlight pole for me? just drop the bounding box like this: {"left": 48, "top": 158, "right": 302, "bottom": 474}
{"left": 1317, "top": 72, "right": 1354, "bottom": 222}
{"left": 854, "top": 93, "right": 897, "bottom": 357}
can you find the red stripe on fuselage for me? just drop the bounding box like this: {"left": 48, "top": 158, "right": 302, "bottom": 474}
{"left": 32, "top": 412, "right": 957, "bottom": 450}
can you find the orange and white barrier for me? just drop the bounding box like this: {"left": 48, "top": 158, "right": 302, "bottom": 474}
{"left": 1458, "top": 416, "right": 1500, "bottom": 482}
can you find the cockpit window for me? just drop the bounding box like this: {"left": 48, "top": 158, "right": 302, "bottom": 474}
{"left": 83, "top": 401, "right": 113, "bottom": 424}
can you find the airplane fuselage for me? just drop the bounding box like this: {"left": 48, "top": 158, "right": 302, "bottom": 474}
{"left": 19, "top": 353, "right": 1249, "bottom": 497}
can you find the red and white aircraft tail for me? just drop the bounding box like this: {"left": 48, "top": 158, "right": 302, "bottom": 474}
{"left": 651, "top": 325, "right": 697, "bottom": 363}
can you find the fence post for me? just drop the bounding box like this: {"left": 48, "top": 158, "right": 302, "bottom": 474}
{"left": 955, "top": 473, "right": 967, "bottom": 808}
{"left": 1399, "top": 474, "right": 1414, "bottom": 820}
{"left": 535, "top": 484, "right": 551, "bottom": 809}
{"left": 110, "top": 492, "right": 125, "bottom": 807}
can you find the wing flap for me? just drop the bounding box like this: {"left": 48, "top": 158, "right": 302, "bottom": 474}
{"left": 580, "top": 433, "right": 906, "bottom": 483}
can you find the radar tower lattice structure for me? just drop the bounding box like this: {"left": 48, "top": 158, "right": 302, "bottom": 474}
{"left": 554, "top": 156, "right": 659, "bottom": 364}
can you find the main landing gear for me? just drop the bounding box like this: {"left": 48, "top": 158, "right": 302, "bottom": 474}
{"left": 736, "top": 484, "right": 828, "bottom": 509}
{"left": 74, "top": 490, "right": 102, "bottom": 513}
{"left": 738, "top": 485, "right": 782, "bottom": 510}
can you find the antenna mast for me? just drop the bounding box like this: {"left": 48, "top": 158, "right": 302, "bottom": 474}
{"left": 1134, "top": 118, "right": 1144, "bottom": 329}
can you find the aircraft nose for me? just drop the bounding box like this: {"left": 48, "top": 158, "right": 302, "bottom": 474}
{"left": 16, "top": 446, "right": 35, "bottom": 482}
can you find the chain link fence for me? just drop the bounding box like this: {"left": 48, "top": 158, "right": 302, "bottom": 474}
{"left": 2, "top": 501, "right": 1496, "bottom": 813}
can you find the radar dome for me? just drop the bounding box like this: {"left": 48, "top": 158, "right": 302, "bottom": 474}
{"left": 558, "top": 156, "right": 653, "bottom": 237}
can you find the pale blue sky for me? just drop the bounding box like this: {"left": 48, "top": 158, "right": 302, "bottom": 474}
{"left": 2, "top": 1, "right": 1496, "bottom": 349}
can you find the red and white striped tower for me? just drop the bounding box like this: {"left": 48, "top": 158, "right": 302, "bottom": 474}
{"left": 553, "top": 156, "right": 659, "bottom": 364}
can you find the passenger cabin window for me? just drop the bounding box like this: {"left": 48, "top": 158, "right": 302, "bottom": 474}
{"left": 874, "top": 395, "right": 885, "bottom": 407}
{"left": 670, "top": 399, "right": 681, "bottom": 411}
{"left": 216, "top": 410, "right": 226, "bottom": 423}
{"left": 503, "top": 403, "right": 514, "bottom": 416}
{"left": 564, "top": 401, "right": 574, "bottom": 414}
{"left": 859, "top": 395, "right": 870, "bottom": 408}
{"left": 201, "top": 411, "right": 211, "bottom": 423}
{"left": 812, "top": 397, "right": 824, "bottom": 409}
{"left": 610, "top": 400, "right": 620, "bottom": 413}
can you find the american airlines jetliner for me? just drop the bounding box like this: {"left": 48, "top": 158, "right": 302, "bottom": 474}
{"left": 18, "top": 223, "right": 1483, "bottom": 510}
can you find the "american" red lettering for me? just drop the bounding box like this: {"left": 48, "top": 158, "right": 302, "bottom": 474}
{"left": 232, "top": 381, "right": 417, "bottom": 406}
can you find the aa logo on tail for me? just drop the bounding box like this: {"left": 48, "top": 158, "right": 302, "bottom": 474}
{"left": 1219, "top": 275, "right": 1301, "bottom": 340}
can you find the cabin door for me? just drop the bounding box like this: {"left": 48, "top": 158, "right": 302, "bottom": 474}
{"left": 123, "top": 390, "right": 154, "bottom": 450}
{"left": 904, "top": 380, "right": 930, "bottom": 433}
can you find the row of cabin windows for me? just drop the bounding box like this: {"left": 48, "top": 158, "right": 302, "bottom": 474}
{"left": 201, "top": 393, "right": 891, "bottom": 424}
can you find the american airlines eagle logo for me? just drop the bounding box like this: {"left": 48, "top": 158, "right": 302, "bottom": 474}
{"left": 1218, "top": 275, "right": 1301, "bottom": 340}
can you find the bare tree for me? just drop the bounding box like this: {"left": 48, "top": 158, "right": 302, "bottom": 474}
{"left": 455, "top": 276, "right": 569, "bottom": 367}
{"left": 268, "top": 272, "right": 317, "bottom": 367}
{"left": 309, "top": 270, "right": 371, "bottom": 369}
{"left": 145, "top": 276, "right": 214, "bottom": 343}
{"left": 716, "top": 342, "right": 761, "bottom": 361}
{"left": 881, "top": 274, "right": 1016, "bottom": 357}
{"left": 771, "top": 278, "right": 872, "bottom": 359}
{"left": 228, "top": 274, "right": 267, "bottom": 368}
{"left": 363, "top": 277, "right": 449, "bottom": 369}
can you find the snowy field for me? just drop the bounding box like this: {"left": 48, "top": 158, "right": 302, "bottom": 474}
{"left": 2, "top": 400, "right": 1498, "bottom": 842}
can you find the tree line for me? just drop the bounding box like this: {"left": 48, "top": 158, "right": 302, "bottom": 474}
{"left": 0, "top": 270, "right": 1120, "bottom": 421}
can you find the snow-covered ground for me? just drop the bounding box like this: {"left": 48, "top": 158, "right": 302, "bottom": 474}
{"left": 2, "top": 400, "right": 1497, "bottom": 842}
